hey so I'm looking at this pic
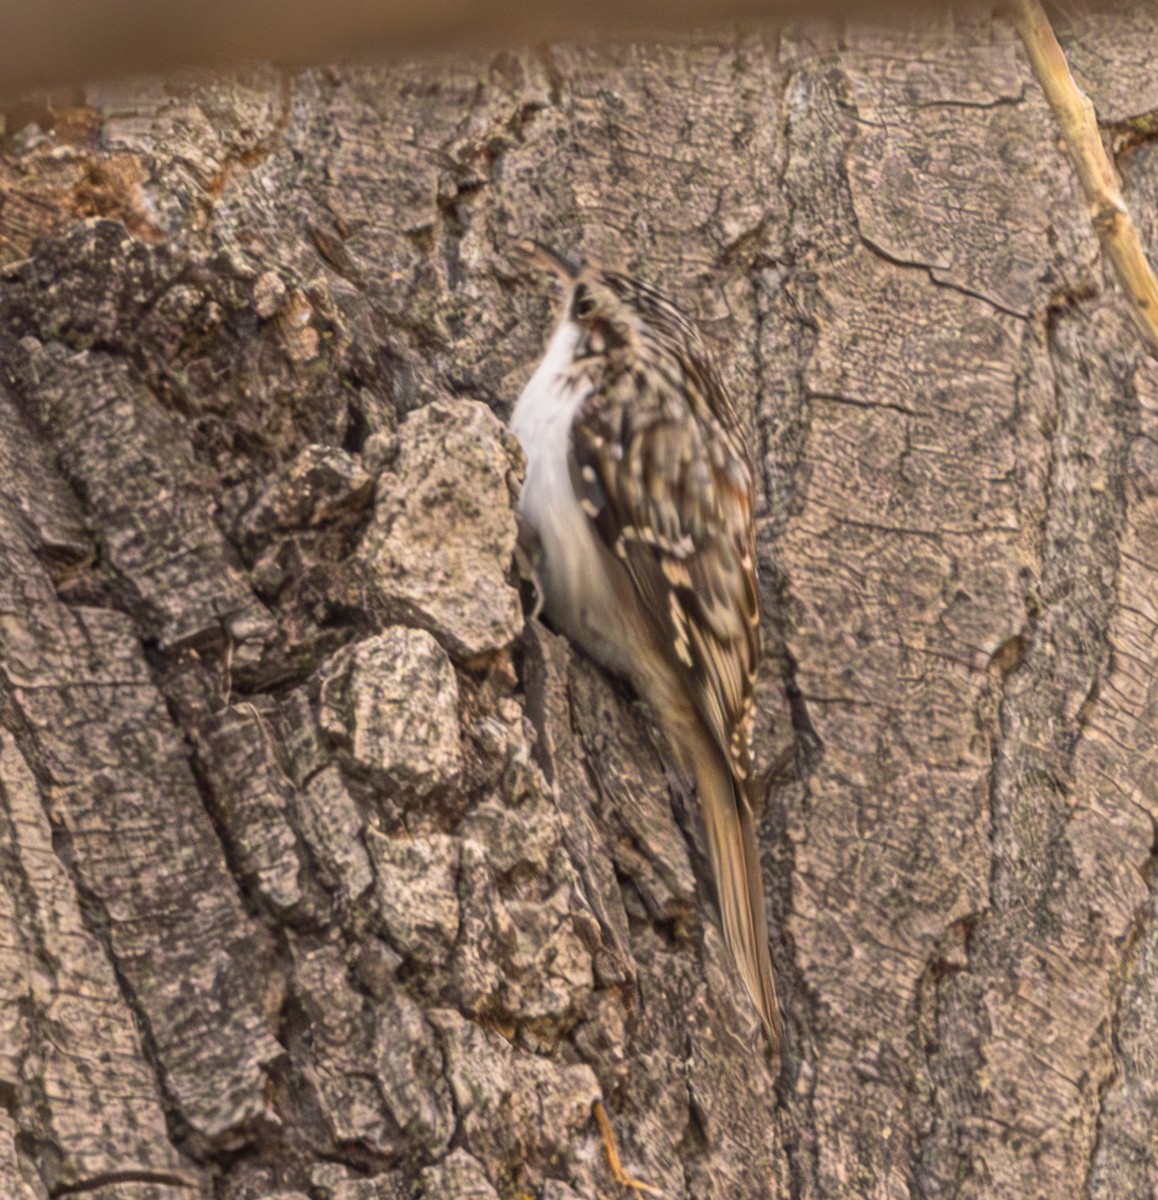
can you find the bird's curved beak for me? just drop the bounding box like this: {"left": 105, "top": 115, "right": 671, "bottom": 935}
{"left": 510, "top": 239, "right": 581, "bottom": 281}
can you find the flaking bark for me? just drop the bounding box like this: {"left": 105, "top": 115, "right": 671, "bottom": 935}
{"left": 0, "top": 10, "right": 1155, "bottom": 1199}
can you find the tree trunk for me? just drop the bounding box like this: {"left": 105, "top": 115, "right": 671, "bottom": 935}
{"left": 1, "top": 8, "right": 1155, "bottom": 1199}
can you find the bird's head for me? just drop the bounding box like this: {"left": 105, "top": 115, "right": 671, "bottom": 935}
{"left": 513, "top": 241, "right": 646, "bottom": 360}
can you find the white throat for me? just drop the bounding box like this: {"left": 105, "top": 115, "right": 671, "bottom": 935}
{"left": 509, "top": 316, "right": 634, "bottom": 677}
{"left": 510, "top": 317, "right": 588, "bottom": 536}
{"left": 511, "top": 318, "right": 584, "bottom": 467}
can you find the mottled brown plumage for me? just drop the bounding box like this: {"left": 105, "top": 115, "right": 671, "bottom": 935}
{"left": 511, "top": 245, "right": 780, "bottom": 1045}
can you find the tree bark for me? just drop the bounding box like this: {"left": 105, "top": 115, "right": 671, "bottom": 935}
{"left": 0, "top": 8, "right": 1155, "bottom": 1199}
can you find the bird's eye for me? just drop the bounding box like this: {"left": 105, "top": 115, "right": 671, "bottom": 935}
{"left": 572, "top": 284, "right": 596, "bottom": 319}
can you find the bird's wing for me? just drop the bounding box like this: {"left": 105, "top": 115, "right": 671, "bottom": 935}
{"left": 570, "top": 349, "right": 779, "bottom": 1041}
{"left": 569, "top": 354, "right": 760, "bottom": 784}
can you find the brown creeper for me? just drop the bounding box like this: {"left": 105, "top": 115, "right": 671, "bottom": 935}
{"left": 510, "top": 244, "right": 780, "bottom": 1045}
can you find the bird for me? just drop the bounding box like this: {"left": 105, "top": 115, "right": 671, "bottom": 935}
{"left": 509, "top": 242, "right": 780, "bottom": 1048}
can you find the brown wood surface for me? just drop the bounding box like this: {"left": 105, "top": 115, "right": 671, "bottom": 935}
{"left": 0, "top": 8, "right": 1155, "bottom": 1199}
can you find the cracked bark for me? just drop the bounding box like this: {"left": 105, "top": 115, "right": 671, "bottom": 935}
{"left": 0, "top": 8, "right": 1156, "bottom": 1200}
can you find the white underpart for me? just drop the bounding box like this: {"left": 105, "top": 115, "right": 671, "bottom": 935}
{"left": 511, "top": 316, "right": 636, "bottom": 677}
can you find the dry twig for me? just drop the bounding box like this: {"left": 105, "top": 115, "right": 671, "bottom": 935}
{"left": 1005, "top": 0, "right": 1158, "bottom": 355}
{"left": 593, "top": 1100, "right": 664, "bottom": 1196}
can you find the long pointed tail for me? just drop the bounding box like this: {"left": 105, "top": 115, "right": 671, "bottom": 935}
{"left": 694, "top": 745, "right": 781, "bottom": 1048}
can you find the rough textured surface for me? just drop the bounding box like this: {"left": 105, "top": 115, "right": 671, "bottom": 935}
{"left": 319, "top": 628, "right": 465, "bottom": 800}
{"left": 0, "top": 8, "right": 1156, "bottom": 1199}
{"left": 358, "top": 397, "right": 525, "bottom": 662}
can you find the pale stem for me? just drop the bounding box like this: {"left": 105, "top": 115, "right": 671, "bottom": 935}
{"left": 1006, "top": 0, "right": 1158, "bottom": 355}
